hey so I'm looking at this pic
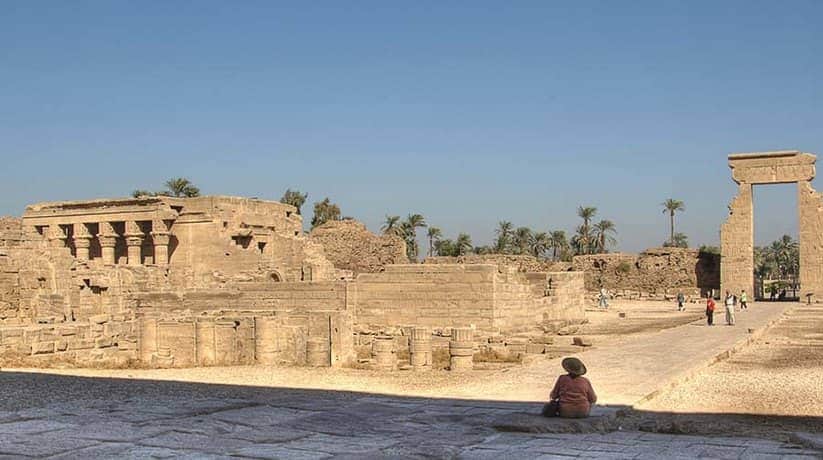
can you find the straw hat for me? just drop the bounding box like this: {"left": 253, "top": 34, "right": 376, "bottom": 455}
{"left": 562, "top": 357, "right": 587, "bottom": 376}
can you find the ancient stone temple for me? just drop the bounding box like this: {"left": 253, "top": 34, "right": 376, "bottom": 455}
{"left": 721, "top": 150, "right": 823, "bottom": 301}
{"left": 0, "top": 195, "right": 586, "bottom": 368}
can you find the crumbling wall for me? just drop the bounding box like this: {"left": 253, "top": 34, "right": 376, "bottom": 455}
{"left": 0, "top": 217, "right": 22, "bottom": 321}
{"left": 134, "top": 281, "right": 355, "bottom": 368}
{"left": 573, "top": 247, "right": 720, "bottom": 297}
{"left": 425, "top": 254, "right": 571, "bottom": 273}
{"left": 309, "top": 220, "right": 407, "bottom": 274}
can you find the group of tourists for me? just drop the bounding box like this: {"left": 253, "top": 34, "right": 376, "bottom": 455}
{"left": 705, "top": 290, "right": 748, "bottom": 326}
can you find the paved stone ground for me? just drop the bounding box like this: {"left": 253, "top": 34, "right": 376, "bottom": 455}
{"left": 0, "top": 386, "right": 819, "bottom": 459}
{"left": 2, "top": 302, "right": 821, "bottom": 458}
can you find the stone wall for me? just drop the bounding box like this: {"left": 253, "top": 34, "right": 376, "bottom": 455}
{"left": 309, "top": 220, "right": 407, "bottom": 274}
{"left": 354, "top": 264, "right": 585, "bottom": 333}
{"left": 572, "top": 247, "right": 720, "bottom": 297}
{"left": 424, "top": 254, "right": 571, "bottom": 273}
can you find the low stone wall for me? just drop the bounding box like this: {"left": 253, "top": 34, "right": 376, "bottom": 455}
{"left": 310, "top": 220, "right": 407, "bottom": 274}
{"left": 573, "top": 247, "right": 720, "bottom": 297}
{"left": 354, "top": 264, "right": 586, "bottom": 333}
{"left": 425, "top": 254, "right": 571, "bottom": 273}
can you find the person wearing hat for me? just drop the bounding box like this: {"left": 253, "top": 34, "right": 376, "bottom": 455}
{"left": 542, "top": 357, "right": 597, "bottom": 418}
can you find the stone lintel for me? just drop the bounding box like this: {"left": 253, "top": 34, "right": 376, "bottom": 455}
{"left": 23, "top": 209, "right": 178, "bottom": 227}
{"left": 728, "top": 150, "right": 816, "bottom": 185}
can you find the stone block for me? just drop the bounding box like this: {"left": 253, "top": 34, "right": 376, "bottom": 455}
{"left": 69, "top": 339, "right": 95, "bottom": 350}
{"left": 55, "top": 339, "right": 68, "bottom": 351}
{"left": 526, "top": 344, "right": 546, "bottom": 354}
{"left": 94, "top": 337, "right": 114, "bottom": 348}
{"left": 32, "top": 341, "right": 55, "bottom": 354}
{"left": 89, "top": 314, "right": 110, "bottom": 324}
{"left": 572, "top": 336, "right": 593, "bottom": 347}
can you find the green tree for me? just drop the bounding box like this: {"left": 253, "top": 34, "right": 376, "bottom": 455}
{"left": 402, "top": 213, "right": 427, "bottom": 260}
{"left": 381, "top": 215, "right": 404, "bottom": 237}
{"left": 281, "top": 189, "right": 308, "bottom": 215}
{"left": 455, "top": 233, "right": 473, "bottom": 256}
{"left": 494, "top": 221, "right": 513, "bottom": 254}
{"left": 529, "top": 232, "right": 550, "bottom": 258}
{"left": 310, "top": 198, "right": 341, "bottom": 228}
{"left": 131, "top": 189, "right": 155, "bottom": 198}
{"left": 426, "top": 226, "right": 442, "bottom": 257}
{"left": 164, "top": 177, "right": 200, "bottom": 197}
{"left": 513, "top": 227, "right": 532, "bottom": 255}
{"left": 434, "top": 239, "right": 455, "bottom": 256}
{"left": 664, "top": 232, "right": 689, "bottom": 248}
{"left": 592, "top": 219, "right": 617, "bottom": 253}
{"left": 576, "top": 206, "right": 597, "bottom": 254}
{"left": 662, "top": 198, "right": 685, "bottom": 246}
{"left": 549, "top": 230, "right": 568, "bottom": 261}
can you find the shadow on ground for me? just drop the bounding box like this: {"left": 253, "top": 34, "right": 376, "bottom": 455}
{"left": 1, "top": 370, "right": 822, "bottom": 458}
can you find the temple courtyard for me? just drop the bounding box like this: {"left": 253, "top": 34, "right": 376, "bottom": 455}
{"left": 2, "top": 300, "right": 821, "bottom": 459}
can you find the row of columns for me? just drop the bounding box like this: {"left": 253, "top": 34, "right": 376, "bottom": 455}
{"left": 45, "top": 220, "right": 170, "bottom": 265}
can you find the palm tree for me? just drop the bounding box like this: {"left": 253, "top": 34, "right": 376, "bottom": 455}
{"left": 164, "top": 178, "right": 200, "bottom": 197}
{"left": 591, "top": 219, "right": 617, "bottom": 253}
{"left": 529, "top": 232, "right": 550, "bottom": 258}
{"left": 403, "top": 213, "right": 427, "bottom": 260}
{"left": 426, "top": 227, "right": 442, "bottom": 257}
{"left": 310, "top": 198, "right": 341, "bottom": 228}
{"left": 434, "top": 239, "right": 455, "bottom": 256}
{"left": 381, "top": 215, "right": 403, "bottom": 237}
{"left": 549, "top": 230, "right": 567, "bottom": 261}
{"left": 494, "top": 221, "right": 513, "bottom": 254}
{"left": 577, "top": 206, "right": 597, "bottom": 254}
{"left": 455, "top": 233, "right": 473, "bottom": 256}
{"left": 662, "top": 199, "right": 685, "bottom": 246}
{"left": 281, "top": 189, "right": 308, "bottom": 215}
{"left": 514, "top": 227, "right": 532, "bottom": 255}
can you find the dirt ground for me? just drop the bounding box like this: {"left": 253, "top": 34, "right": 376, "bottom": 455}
{"left": 640, "top": 304, "right": 823, "bottom": 418}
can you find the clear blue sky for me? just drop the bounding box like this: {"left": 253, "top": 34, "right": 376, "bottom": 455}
{"left": 1, "top": 1, "right": 820, "bottom": 252}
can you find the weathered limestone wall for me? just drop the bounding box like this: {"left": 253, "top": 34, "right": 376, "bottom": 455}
{"left": 0, "top": 218, "right": 22, "bottom": 321}
{"left": 425, "top": 254, "right": 571, "bottom": 273}
{"left": 355, "top": 265, "right": 496, "bottom": 329}
{"left": 799, "top": 181, "right": 823, "bottom": 301}
{"left": 572, "top": 248, "right": 720, "bottom": 297}
{"left": 134, "top": 281, "right": 355, "bottom": 368}
{"left": 354, "top": 264, "right": 585, "bottom": 332}
{"left": 720, "top": 184, "right": 754, "bottom": 296}
{"left": 309, "top": 220, "right": 407, "bottom": 274}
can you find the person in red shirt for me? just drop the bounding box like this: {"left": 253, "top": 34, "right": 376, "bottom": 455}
{"left": 542, "top": 357, "right": 597, "bottom": 418}
{"left": 706, "top": 295, "right": 716, "bottom": 326}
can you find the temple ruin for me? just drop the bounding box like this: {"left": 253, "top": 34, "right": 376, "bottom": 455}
{"left": 721, "top": 150, "right": 823, "bottom": 301}
{"left": 0, "top": 195, "right": 585, "bottom": 369}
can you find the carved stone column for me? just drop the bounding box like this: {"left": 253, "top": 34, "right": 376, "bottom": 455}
{"left": 73, "top": 223, "right": 92, "bottom": 261}
{"left": 151, "top": 220, "right": 170, "bottom": 265}
{"left": 98, "top": 222, "right": 117, "bottom": 265}
{"left": 125, "top": 221, "right": 144, "bottom": 266}
{"left": 47, "top": 225, "right": 67, "bottom": 248}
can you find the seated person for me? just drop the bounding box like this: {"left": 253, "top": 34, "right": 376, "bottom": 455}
{"left": 542, "top": 357, "right": 597, "bottom": 418}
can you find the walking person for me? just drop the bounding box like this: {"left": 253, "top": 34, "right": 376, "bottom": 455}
{"left": 706, "top": 295, "right": 715, "bottom": 326}
{"left": 724, "top": 290, "right": 736, "bottom": 326}
{"left": 598, "top": 287, "right": 609, "bottom": 309}
{"left": 676, "top": 291, "right": 685, "bottom": 311}
{"left": 740, "top": 290, "right": 748, "bottom": 310}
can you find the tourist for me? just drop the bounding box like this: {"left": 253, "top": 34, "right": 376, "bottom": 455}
{"left": 542, "top": 357, "right": 597, "bottom": 418}
{"left": 724, "top": 290, "right": 735, "bottom": 326}
{"left": 676, "top": 291, "right": 685, "bottom": 311}
{"left": 740, "top": 289, "right": 748, "bottom": 310}
{"left": 598, "top": 287, "right": 609, "bottom": 309}
{"left": 706, "top": 295, "right": 716, "bottom": 326}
